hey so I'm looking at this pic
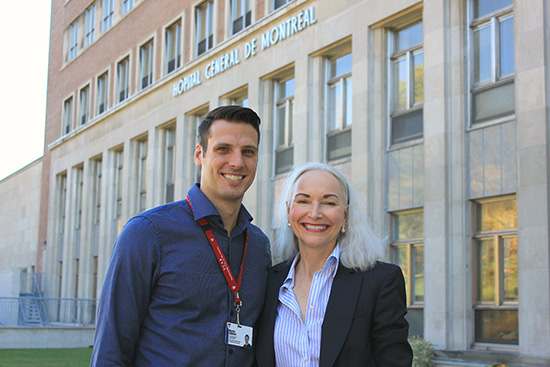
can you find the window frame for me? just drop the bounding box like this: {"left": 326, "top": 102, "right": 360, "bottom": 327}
{"left": 139, "top": 40, "right": 154, "bottom": 90}
{"left": 121, "top": 0, "right": 135, "bottom": 16}
{"left": 471, "top": 195, "right": 518, "bottom": 348}
{"left": 102, "top": 0, "right": 114, "bottom": 32}
{"left": 196, "top": 1, "right": 214, "bottom": 56}
{"left": 79, "top": 85, "right": 90, "bottom": 126}
{"left": 231, "top": 0, "right": 251, "bottom": 35}
{"left": 97, "top": 71, "right": 109, "bottom": 115}
{"left": 63, "top": 96, "right": 74, "bottom": 135}
{"left": 165, "top": 20, "right": 182, "bottom": 74}
{"left": 387, "top": 20, "right": 424, "bottom": 148}
{"left": 91, "top": 158, "right": 102, "bottom": 226}
{"left": 273, "top": 75, "right": 295, "bottom": 175}
{"left": 68, "top": 20, "right": 79, "bottom": 61}
{"left": 468, "top": 1, "right": 515, "bottom": 128}
{"left": 116, "top": 57, "right": 130, "bottom": 103}
{"left": 136, "top": 138, "right": 148, "bottom": 214}
{"left": 273, "top": 0, "right": 293, "bottom": 11}
{"left": 163, "top": 126, "right": 176, "bottom": 204}
{"left": 324, "top": 50, "right": 353, "bottom": 162}
{"left": 84, "top": 4, "right": 96, "bottom": 47}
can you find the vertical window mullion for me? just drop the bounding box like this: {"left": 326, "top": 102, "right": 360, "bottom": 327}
{"left": 407, "top": 243, "right": 413, "bottom": 306}
{"left": 495, "top": 235, "right": 503, "bottom": 306}
{"left": 407, "top": 51, "right": 413, "bottom": 109}
{"left": 494, "top": 16, "right": 501, "bottom": 81}
{"left": 491, "top": 17, "right": 498, "bottom": 83}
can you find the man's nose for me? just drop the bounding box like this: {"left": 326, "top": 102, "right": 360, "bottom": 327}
{"left": 228, "top": 151, "right": 244, "bottom": 168}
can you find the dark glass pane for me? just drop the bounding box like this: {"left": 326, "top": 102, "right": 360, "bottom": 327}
{"left": 475, "top": 309, "right": 518, "bottom": 344}
{"left": 275, "top": 146, "right": 293, "bottom": 174}
{"left": 405, "top": 308, "right": 424, "bottom": 338}
{"left": 391, "top": 109, "right": 423, "bottom": 144}
{"left": 327, "top": 129, "right": 351, "bottom": 161}
{"left": 472, "top": 82, "right": 515, "bottom": 123}
{"left": 232, "top": 16, "right": 243, "bottom": 34}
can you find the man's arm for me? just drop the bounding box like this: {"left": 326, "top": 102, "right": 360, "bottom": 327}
{"left": 90, "top": 216, "right": 160, "bottom": 366}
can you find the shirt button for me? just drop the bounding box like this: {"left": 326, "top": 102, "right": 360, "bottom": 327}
{"left": 228, "top": 349, "right": 234, "bottom": 355}
{"left": 309, "top": 305, "right": 314, "bottom": 310}
{"left": 302, "top": 357, "right": 308, "bottom": 362}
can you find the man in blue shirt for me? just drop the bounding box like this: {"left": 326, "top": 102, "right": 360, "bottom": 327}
{"left": 91, "top": 106, "right": 270, "bottom": 367}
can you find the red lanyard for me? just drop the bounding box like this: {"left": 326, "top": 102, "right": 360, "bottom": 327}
{"left": 185, "top": 196, "right": 248, "bottom": 309}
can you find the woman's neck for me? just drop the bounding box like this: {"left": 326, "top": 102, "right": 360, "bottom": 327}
{"left": 295, "top": 244, "right": 335, "bottom": 279}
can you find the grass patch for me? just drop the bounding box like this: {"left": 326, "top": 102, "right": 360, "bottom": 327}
{"left": 0, "top": 348, "right": 92, "bottom": 367}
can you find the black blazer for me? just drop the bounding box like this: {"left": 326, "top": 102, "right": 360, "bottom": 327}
{"left": 255, "top": 261, "right": 413, "bottom": 367}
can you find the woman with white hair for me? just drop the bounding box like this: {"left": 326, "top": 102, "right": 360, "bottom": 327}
{"left": 256, "top": 162, "right": 412, "bottom": 367}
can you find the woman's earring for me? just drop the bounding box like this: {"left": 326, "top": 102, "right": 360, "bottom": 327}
{"left": 287, "top": 221, "right": 291, "bottom": 227}
{"left": 341, "top": 224, "right": 346, "bottom": 234}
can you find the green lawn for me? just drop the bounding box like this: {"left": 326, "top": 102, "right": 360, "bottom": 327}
{"left": 0, "top": 348, "right": 93, "bottom": 367}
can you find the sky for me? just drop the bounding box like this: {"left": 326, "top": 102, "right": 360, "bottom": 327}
{"left": 0, "top": 2, "right": 52, "bottom": 181}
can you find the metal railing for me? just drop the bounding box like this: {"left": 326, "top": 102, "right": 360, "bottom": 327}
{"left": 0, "top": 297, "right": 97, "bottom": 327}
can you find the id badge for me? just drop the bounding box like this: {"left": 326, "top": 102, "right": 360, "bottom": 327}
{"left": 225, "top": 322, "right": 253, "bottom": 348}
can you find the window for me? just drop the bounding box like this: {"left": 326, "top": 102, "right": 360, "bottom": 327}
{"left": 74, "top": 166, "right": 84, "bottom": 231}
{"left": 189, "top": 108, "right": 208, "bottom": 183}
{"left": 92, "top": 158, "right": 102, "bottom": 225}
{"left": 136, "top": 139, "right": 148, "bottom": 213}
{"left": 231, "top": 0, "right": 251, "bottom": 35}
{"left": 470, "top": 0, "right": 514, "bottom": 125}
{"left": 117, "top": 57, "right": 130, "bottom": 103}
{"left": 164, "top": 127, "right": 176, "bottom": 204}
{"left": 140, "top": 40, "right": 154, "bottom": 89}
{"left": 79, "top": 86, "right": 90, "bottom": 126}
{"left": 63, "top": 97, "right": 74, "bottom": 135}
{"left": 97, "top": 72, "right": 108, "bottom": 115}
{"left": 196, "top": 1, "right": 214, "bottom": 56}
{"left": 274, "top": 0, "right": 293, "bottom": 11}
{"left": 472, "top": 196, "right": 518, "bottom": 345}
{"left": 102, "top": 0, "right": 114, "bottom": 32}
{"left": 274, "top": 76, "right": 295, "bottom": 175}
{"left": 113, "top": 149, "right": 124, "bottom": 237}
{"left": 122, "top": 0, "right": 135, "bottom": 16}
{"left": 390, "top": 210, "right": 424, "bottom": 337}
{"left": 389, "top": 21, "right": 423, "bottom": 146}
{"left": 56, "top": 173, "right": 68, "bottom": 239}
{"left": 68, "top": 20, "right": 79, "bottom": 61}
{"left": 326, "top": 52, "right": 352, "bottom": 161}
{"left": 165, "top": 21, "right": 182, "bottom": 74}
{"left": 84, "top": 5, "right": 96, "bottom": 47}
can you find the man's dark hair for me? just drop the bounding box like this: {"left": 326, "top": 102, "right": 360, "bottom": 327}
{"left": 198, "top": 105, "right": 261, "bottom": 153}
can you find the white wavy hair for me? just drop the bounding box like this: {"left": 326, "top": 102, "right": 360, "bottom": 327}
{"left": 272, "top": 162, "right": 384, "bottom": 271}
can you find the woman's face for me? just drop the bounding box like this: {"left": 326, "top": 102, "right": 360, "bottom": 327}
{"left": 288, "top": 170, "right": 348, "bottom": 254}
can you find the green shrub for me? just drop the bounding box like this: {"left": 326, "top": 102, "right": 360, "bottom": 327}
{"left": 409, "top": 336, "right": 435, "bottom": 367}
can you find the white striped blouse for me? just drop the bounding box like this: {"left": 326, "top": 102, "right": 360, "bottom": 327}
{"left": 273, "top": 245, "right": 340, "bottom": 367}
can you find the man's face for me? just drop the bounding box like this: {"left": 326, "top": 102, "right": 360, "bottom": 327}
{"left": 195, "top": 119, "right": 259, "bottom": 207}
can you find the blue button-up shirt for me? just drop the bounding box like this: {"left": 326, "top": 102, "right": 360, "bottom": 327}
{"left": 273, "top": 246, "right": 340, "bottom": 367}
{"left": 91, "top": 184, "right": 270, "bottom": 367}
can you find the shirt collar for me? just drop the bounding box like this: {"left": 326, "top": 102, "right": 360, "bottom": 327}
{"left": 186, "top": 183, "right": 253, "bottom": 234}
{"left": 282, "top": 244, "right": 341, "bottom": 289}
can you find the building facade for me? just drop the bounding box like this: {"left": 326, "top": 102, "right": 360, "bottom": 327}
{"left": 36, "top": 0, "right": 550, "bottom": 365}
{"left": 0, "top": 159, "right": 43, "bottom": 297}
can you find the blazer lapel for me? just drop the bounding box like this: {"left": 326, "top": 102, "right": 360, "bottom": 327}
{"left": 319, "top": 265, "right": 362, "bottom": 367}
{"left": 258, "top": 263, "right": 290, "bottom": 367}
